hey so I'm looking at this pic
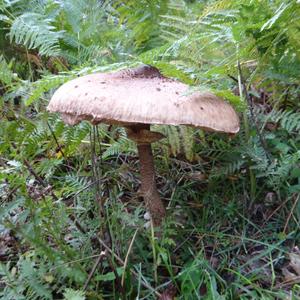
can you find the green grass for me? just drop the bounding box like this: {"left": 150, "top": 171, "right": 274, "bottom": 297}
{"left": 1, "top": 125, "right": 299, "bottom": 299}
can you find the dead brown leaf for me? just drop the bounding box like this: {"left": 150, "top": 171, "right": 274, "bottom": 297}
{"left": 282, "top": 249, "right": 300, "bottom": 285}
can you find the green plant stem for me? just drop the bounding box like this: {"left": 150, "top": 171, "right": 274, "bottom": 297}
{"left": 150, "top": 220, "right": 158, "bottom": 285}
{"left": 237, "top": 60, "right": 256, "bottom": 200}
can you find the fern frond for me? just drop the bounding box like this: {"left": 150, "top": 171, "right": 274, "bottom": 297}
{"left": 262, "top": 151, "right": 300, "bottom": 189}
{"left": 63, "top": 122, "right": 91, "bottom": 155}
{"left": 264, "top": 109, "right": 300, "bottom": 133}
{"left": 210, "top": 158, "right": 246, "bottom": 179}
{"left": 19, "top": 258, "right": 52, "bottom": 300}
{"left": 199, "top": 0, "right": 233, "bottom": 21}
{"left": 63, "top": 288, "right": 85, "bottom": 300}
{"left": 25, "top": 74, "right": 73, "bottom": 105}
{"left": 155, "top": 125, "right": 199, "bottom": 161}
{"left": 179, "top": 126, "right": 195, "bottom": 162}
{"left": 9, "top": 12, "right": 63, "bottom": 56}
{"left": 63, "top": 174, "right": 91, "bottom": 197}
{"left": 166, "top": 125, "right": 181, "bottom": 158}
{"left": 102, "top": 128, "right": 135, "bottom": 159}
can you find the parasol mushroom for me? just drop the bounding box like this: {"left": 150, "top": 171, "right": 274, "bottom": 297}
{"left": 47, "top": 65, "right": 239, "bottom": 226}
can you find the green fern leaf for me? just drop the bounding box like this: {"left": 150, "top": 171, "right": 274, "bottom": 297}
{"left": 9, "top": 12, "right": 63, "bottom": 56}
{"left": 63, "top": 288, "right": 85, "bottom": 300}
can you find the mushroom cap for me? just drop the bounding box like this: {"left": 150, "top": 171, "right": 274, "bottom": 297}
{"left": 47, "top": 65, "right": 240, "bottom": 133}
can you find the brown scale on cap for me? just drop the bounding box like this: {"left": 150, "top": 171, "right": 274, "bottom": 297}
{"left": 47, "top": 65, "right": 240, "bottom": 226}
{"left": 120, "top": 64, "right": 163, "bottom": 78}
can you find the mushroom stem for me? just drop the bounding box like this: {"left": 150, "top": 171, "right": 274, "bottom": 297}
{"left": 137, "top": 142, "right": 166, "bottom": 226}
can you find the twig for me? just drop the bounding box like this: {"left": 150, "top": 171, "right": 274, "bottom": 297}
{"left": 83, "top": 250, "right": 107, "bottom": 291}
{"left": 24, "top": 159, "right": 47, "bottom": 187}
{"left": 150, "top": 220, "right": 158, "bottom": 284}
{"left": 90, "top": 126, "right": 104, "bottom": 218}
{"left": 68, "top": 214, "right": 87, "bottom": 234}
{"left": 24, "top": 159, "right": 60, "bottom": 200}
{"left": 121, "top": 228, "right": 139, "bottom": 286}
{"left": 237, "top": 61, "right": 272, "bottom": 162}
{"left": 227, "top": 74, "right": 238, "bottom": 83}
{"left": 47, "top": 121, "right": 66, "bottom": 159}
{"left": 263, "top": 197, "right": 290, "bottom": 225}
{"left": 4, "top": 185, "right": 21, "bottom": 201}
{"left": 283, "top": 194, "right": 300, "bottom": 234}
{"left": 91, "top": 125, "right": 114, "bottom": 252}
{"left": 174, "top": 229, "right": 196, "bottom": 252}
{"left": 275, "top": 275, "right": 300, "bottom": 289}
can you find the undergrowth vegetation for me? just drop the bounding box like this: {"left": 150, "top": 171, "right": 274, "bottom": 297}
{"left": 1, "top": 0, "right": 300, "bottom": 299}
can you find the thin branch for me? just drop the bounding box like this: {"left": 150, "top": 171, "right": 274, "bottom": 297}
{"left": 227, "top": 74, "right": 238, "bottom": 83}
{"left": 237, "top": 61, "right": 272, "bottom": 162}
{"left": 284, "top": 194, "right": 300, "bottom": 234}
{"left": 83, "top": 250, "right": 107, "bottom": 291}
{"left": 263, "top": 197, "right": 290, "bottom": 225}
{"left": 47, "top": 121, "right": 66, "bottom": 159}
{"left": 121, "top": 228, "right": 139, "bottom": 286}
{"left": 24, "top": 159, "right": 47, "bottom": 188}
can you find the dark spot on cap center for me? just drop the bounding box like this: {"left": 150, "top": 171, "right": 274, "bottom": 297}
{"left": 75, "top": 85, "right": 78, "bottom": 88}
{"left": 200, "top": 107, "right": 204, "bottom": 110}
